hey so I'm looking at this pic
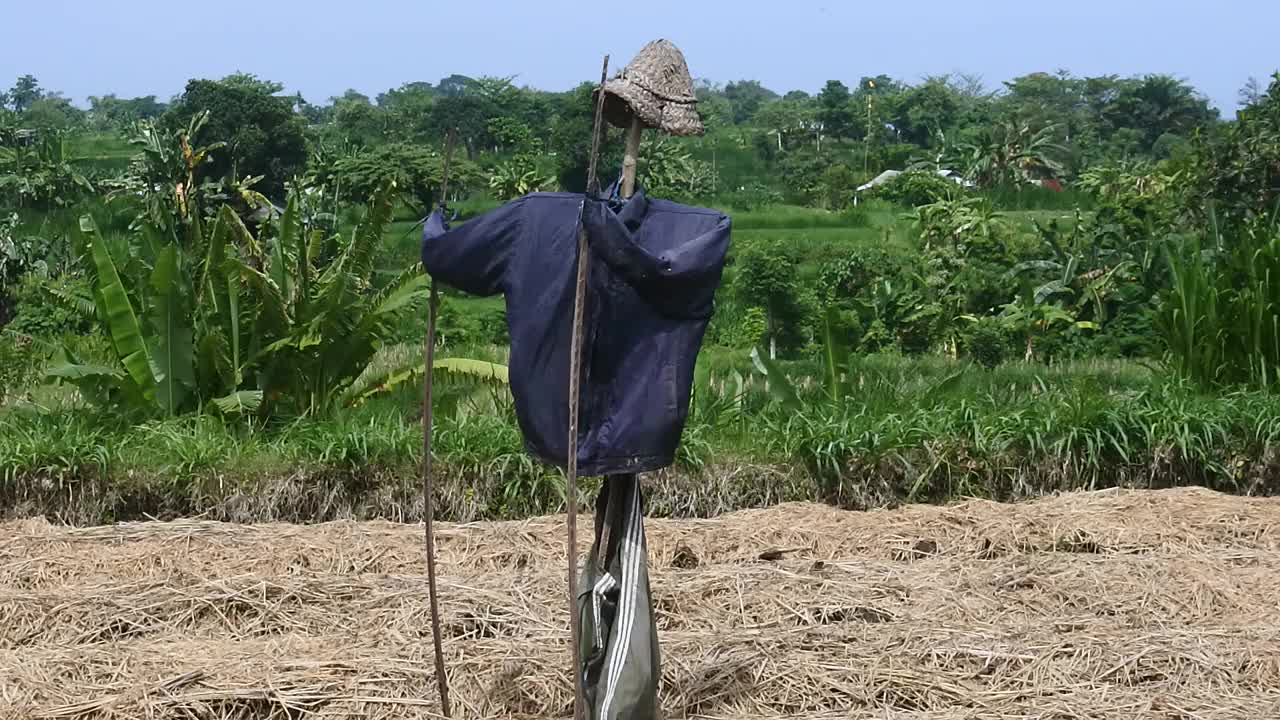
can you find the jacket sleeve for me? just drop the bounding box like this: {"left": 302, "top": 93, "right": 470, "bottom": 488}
{"left": 583, "top": 198, "right": 731, "bottom": 319}
{"left": 420, "top": 199, "right": 523, "bottom": 296}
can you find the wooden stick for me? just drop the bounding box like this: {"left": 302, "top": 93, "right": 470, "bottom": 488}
{"left": 621, "top": 116, "right": 643, "bottom": 198}
{"left": 422, "top": 128, "right": 458, "bottom": 719}
{"left": 567, "top": 54, "right": 610, "bottom": 720}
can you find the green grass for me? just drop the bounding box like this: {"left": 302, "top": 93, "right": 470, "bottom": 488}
{"left": 6, "top": 352, "right": 1279, "bottom": 525}
{"left": 384, "top": 202, "right": 913, "bottom": 338}
{"left": 982, "top": 186, "right": 1096, "bottom": 212}
{"left": 69, "top": 132, "right": 136, "bottom": 174}
{"left": 6, "top": 179, "right": 1237, "bottom": 524}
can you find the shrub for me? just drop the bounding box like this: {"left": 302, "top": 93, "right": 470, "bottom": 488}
{"left": 818, "top": 247, "right": 909, "bottom": 303}
{"left": 724, "top": 183, "right": 783, "bottom": 212}
{"left": 0, "top": 331, "right": 41, "bottom": 399}
{"left": 8, "top": 272, "right": 93, "bottom": 338}
{"left": 869, "top": 171, "right": 962, "bottom": 207}
{"left": 962, "top": 316, "right": 1013, "bottom": 369}
{"left": 438, "top": 299, "right": 509, "bottom": 348}
{"left": 733, "top": 244, "right": 808, "bottom": 354}
{"left": 327, "top": 143, "right": 485, "bottom": 210}
{"left": 818, "top": 163, "right": 859, "bottom": 210}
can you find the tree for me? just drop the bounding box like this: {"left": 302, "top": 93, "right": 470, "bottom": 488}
{"left": 219, "top": 72, "right": 284, "bottom": 94}
{"left": 817, "top": 80, "right": 855, "bottom": 140}
{"left": 163, "top": 75, "right": 308, "bottom": 199}
{"left": 550, "top": 82, "right": 622, "bottom": 192}
{"left": 1187, "top": 72, "right": 1280, "bottom": 231}
{"left": 851, "top": 76, "right": 905, "bottom": 147}
{"left": 328, "top": 143, "right": 483, "bottom": 209}
{"left": 22, "top": 96, "right": 84, "bottom": 130}
{"left": 377, "top": 81, "right": 435, "bottom": 106}
{"left": 378, "top": 82, "right": 436, "bottom": 142}
{"left": 734, "top": 244, "right": 806, "bottom": 357}
{"left": 88, "top": 94, "right": 167, "bottom": 129}
{"left": 1000, "top": 72, "right": 1084, "bottom": 142}
{"left": 637, "top": 136, "right": 713, "bottom": 202}
{"left": 429, "top": 94, "right": 493, "bottom": 158}
{"left": 490, "top": 154, "right": 556, "bottom": 200}
{"left": 818, "top": 162, "right": 858, "bottom": 210}
{"left": 755, "top": 98, "right": 816, "bottom": 151}
{"left": 7, "top": 75, "right": 42, "bottom": 113}
{"left": 776, "top": 148, "right": 834, "bottom": 205}
{"left": 0, "top": 127, "right": 93, "bottom": 208}
{"left": 693, "top": 81, "right": 734, "bottom": 131}
{"left": 723, "top": 80, "right": 778, "bottom": 125}
{"left": 893, "top": 77, "right": 963, "bottom": 148}
{"left": 1103, "top": 75, "right": 1218, "bottom": 154}
{"left": 953, "top": 119, "right": 1067, "bottom": 188}
{"left": 332, "top": 90, "right": 388, "bottom": 147}
{"left": 118, "top": 112, "right": 229, "bottom": 238}
{"left": 437, "top": 74, "right": 474, "bottom": 97}
{"left": 1240, "top": 77, "right": 1265, "bottom": 109}
{"left": 50, "top": 175, "right": 483, "bottom": 419}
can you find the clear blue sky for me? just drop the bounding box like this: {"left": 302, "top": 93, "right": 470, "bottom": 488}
{"left": 5, "top": 0, "right": 1278, "bottom": 112}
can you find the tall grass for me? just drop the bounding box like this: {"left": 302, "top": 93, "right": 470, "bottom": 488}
{"left": 1160, "top": 214, "right": 1280, "bottom": 389}
{"left": 69, "top": 132, "right": 136, "bottom": 175}
{"left": 983, "top": 185, "right": 1095, "bottom": 212}
{"left": 8, "top": 355, "right": 1279, "bottom": 524}
{"left": 729, "top": 205, "right": 869, "bottom": 230}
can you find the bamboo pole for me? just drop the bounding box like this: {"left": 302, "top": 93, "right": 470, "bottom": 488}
{"left": 422, "top": 128, "right": 458, "bottom": 718}
{"left": 593, "top": 117, "right": 644, "bottom": 572}
{"left": 567, "top": 54, "right": 611, "bottom": 720}
{"left": 621, "top": 116, "right": 643, "bottom": 199}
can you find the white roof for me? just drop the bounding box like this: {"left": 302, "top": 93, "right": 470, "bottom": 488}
{"left": 856, "top": 170, "right": 902, "bottom": 192}
{"left": 856, "top": 168, "right": 973, "bottom": 192}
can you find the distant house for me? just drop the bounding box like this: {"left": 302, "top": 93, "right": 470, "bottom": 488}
{"left": 855, "top": 168, "right": 975, "bottom": 193}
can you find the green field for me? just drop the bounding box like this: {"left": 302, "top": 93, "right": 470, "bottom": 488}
{"left": 5, "top": 67, "right": 1280, "bottom": 526}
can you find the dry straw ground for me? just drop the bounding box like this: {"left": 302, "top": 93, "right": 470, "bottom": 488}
{"left": 2, "top": 487, "right": 1279, "bottom": 719}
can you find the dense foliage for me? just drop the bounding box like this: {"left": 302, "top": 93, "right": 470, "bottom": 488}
{"left": 162, "top": 74, "right": 309, "bottom": 198}
{"left": 4, "top": 67, "right": 1280, "bottom": 516}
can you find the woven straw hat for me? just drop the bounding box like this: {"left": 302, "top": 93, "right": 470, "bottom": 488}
{"left": 598, "top": 39, "right": 703, "bottom": 136}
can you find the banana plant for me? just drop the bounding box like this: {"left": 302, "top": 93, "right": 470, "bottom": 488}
{"left": 48, "top": 175, "right": 445, "bottom": 420}
{"left": 994, "top": 285, "right": 1098, "bottom": 362}
{"left": 749, "top": 306, "right": 847, "bottom": 411}
{"left": 46, "top": 216, "right": 201, "bottom": 417}
{"left": 341, "top": 342, "right": 511, "bottom": 419}
{"left": 750, "top": 303, "right": 969, "bottom": 413}
{"left": 230, "top": 179, "right": 438, "bottom": 416}
{"left": 1007, "top": 214, "right": 1136, "bottom": 325}
{"left": 488, "top": 155, "right": 555, "bottom": 199}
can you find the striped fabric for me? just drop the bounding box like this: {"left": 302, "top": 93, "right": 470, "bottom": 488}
{"left": 576, "top": 475, "right": 660, "bottom": 720}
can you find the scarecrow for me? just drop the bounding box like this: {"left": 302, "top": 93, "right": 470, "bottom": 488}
{"left": 419, "top": 39, "right": 727, "bottom": 720}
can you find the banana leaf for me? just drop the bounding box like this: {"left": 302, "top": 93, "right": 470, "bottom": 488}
{"left": 270, "top": 199, "right": 296, "bottom": 305}
{"left": 149, "top": 243, "right": 195, "bottom": 416}
{"left": 750, "top": 346, "right": 801, "bottom": 411}
{"left": 210, "top": 390, "right": 264, "bottom": 415}
{"left": 340, "top": 343, "right": 509, "bottom": 407}
{"left": 81, "top": 215, "right": 157, "bottom": 405}
{"left": 46, "top": 362, "right": 125, "bottom": 380}
{"left": 820, "top": 306, "right": 849, "bottom": 405}
{"left": 46, "top": 345, "right": 126, "bottom": 410}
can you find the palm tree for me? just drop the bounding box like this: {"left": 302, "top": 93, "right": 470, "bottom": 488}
{"left": 953, "top": 120, "right": 1067, "bottom": 189}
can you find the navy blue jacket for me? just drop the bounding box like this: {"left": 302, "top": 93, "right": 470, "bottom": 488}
{"left": 421, "top": 184, "right": 731, "bottom": 476}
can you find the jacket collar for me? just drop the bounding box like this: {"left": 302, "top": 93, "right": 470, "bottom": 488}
{"left": 600, "top": 175, "right": 650, "bottom": 232}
